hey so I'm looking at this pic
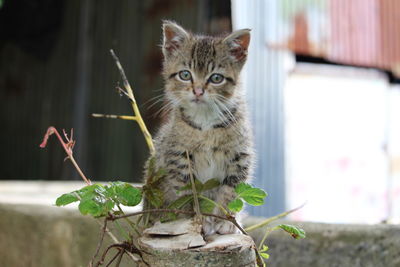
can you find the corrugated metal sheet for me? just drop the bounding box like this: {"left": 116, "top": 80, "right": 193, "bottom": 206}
{"left": 232, "top": 0, "right": 287, "bottom": 217}
{"left": 278, "top": 0, "right": 400, "bottom": 77}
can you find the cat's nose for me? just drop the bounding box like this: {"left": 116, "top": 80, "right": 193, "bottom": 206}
{"left": 193, "top": 87, "right": 204, "bottom": 97}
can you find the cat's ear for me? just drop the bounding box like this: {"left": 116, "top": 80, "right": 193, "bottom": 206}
{"left": 223, "top": 29, "right": 251, "bottom": 62}
{"left": 162, "top": 20, "right": 190, "bottom": 57}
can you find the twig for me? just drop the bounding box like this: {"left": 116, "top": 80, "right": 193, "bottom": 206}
{"left": 114, "top": 250, "right": 124, "bottom": 267}
{"left": 116, "top": 204, "right": 141, "bottom": 236}
{"left": 96, "top": 242, "right": 143, "bottom": 267}
{"left": 96, "top": 244, "right": 122, "bottom": 267}
{"left": 92, "top": 113, "right": 137, "bottom": 121}
{"left": 186, "top": 150, "right": 201, "bottom": 221}
{"left": 197, "top": 195, "right": 229, "bottom": 217}
{"left": 258, "top": 226, "right": 278, "bottom": 250}
{"left": 89, "top": 218, "right": 108, "bottom": 267}
{"left": 94, "top": 220, "right": 141, "bottom": 264}
{"left": 40, "top": 126, "right": 91, "bottom": 185}
{"left": 110, "top": 49, "right": 155, "bottom": 155}
{"left": 245, "top": 203, "right": 306, "bottom": 232}
{"left": 105, "top": 249, "right": 122, "bottom": 267}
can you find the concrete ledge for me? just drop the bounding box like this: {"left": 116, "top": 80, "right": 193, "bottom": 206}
{"left": 1, "top": 203, "right": 400, "bottom": 267}
{"left": 0, "top": 203, "right": 101, "bottom": 267}
{"left": 246, "top": 217, "right": 400, "bottom": 267}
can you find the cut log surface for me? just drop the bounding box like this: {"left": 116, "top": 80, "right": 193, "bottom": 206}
{"left": 138, "top": 218, "right": 257, "bottom": 267}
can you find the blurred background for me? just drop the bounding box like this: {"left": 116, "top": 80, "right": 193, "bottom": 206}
{"left": 1, "top": 0, "right": 400, "bottom": 223}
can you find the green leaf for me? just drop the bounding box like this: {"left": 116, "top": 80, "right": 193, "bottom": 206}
{"left": 153, "top": 168, "right": 167, "bottom": 184}
{"left": 241, "top": 193, "right": 266, "bottom": 206}
{"left": 105, "top": 182, "right": 142, "bottom": 206}
{"left": 235, "top": 183, "right": 267, "bottom": 206}
{"left": 202, "top": 179, "right": 220, "bottom": 192}
{"left": 199, "top": 198, "right": 215, "bottom": 213}
{"left": 234, "top": 183, "right": 253, "bottom": 194}
{"left": 177, "top": 184, "right": 191, "bottom": 192}
{"left": 260, "top": 252, "right": 270, "bottom": 259}
{"left": 56, "top": 183, "right": 105, "bottom": 206}
{"left": 78, "top": 198, "right": 101, "bottom": 216}
{"left": 78, "top": 184, "right": 105, "bottom": 199}
{"left": 193, "top": 179, "right": 204, "bottom": 192}
{"left": 160, "top": 212, "right": 177, "bottom": 223}
{"left": 145, "top": 187, "right": 164, "bottom": 208}
{"left": 56, "top": 192, "right": 79, "bottom": 206}
{"left": 227, "top": 198, "right": 244, "bottom": 212}
{"left": 168, "top": 195, "right": 193, "bottom": 210}
{"left": 177, "top": 178, "right": 204, "bottom": 192}
{"left": 260, "top": 245, "right": 269, "bottom": 253}
{"left": 115, "top": 184, "right": 142, "bottom": 206}
{"left": 278, "top": 224, "right": 306, "bottom": 239}
{"left": 78, "top": 197, "right": 114, "bottom": 217}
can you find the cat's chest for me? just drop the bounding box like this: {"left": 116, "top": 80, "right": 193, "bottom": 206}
{"left": 192, "top": 149, "right": 228, "bottom": 184}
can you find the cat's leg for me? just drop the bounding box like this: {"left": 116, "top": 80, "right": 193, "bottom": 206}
{"left": 155, "top": 150, "right": 195, "bottom": 209}
{"left": 203, "top": 152, "right": 251, "bottom": 234}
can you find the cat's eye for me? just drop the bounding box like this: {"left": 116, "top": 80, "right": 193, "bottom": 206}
{"left": 209, "top": 73, "right": 225, "bottom": 84}
{"left": 178, "top": 70, "right": 192, "bottom": 81}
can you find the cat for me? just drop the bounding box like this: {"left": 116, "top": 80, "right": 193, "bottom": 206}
{"left": 144, "top": 21, "right": 254, "bottom": 236}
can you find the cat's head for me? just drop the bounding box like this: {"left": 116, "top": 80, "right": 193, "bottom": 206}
{"left": 161, "top": 21, "right": 250, "bottom": 111}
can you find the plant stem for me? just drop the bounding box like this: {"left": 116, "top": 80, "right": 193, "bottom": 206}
{"left": 114, "top": 220, "right": 130, "bottom": 241}
{"left": 40, "top": 127, "right": 91, "bottom": 185}
{"left": 258, "top": 226, "right": 279, "bottom": 250}
{"left": 116, "top": 204, "right": 140, "bottom": 236}
{"left": 94, "top": 220, "right": 141, "bottom": 263}
{"left": 186, "top": 150, "right": 202, "bottom": 221}
{"left": 197, "top": 195, "right": 229, "bottom": 216}
{"left": 92, "top": 113, "right": 137, "bottom": 121}
{"left": 110, "top": 49, "right": 155, "bottom": 155}
{"left": 245, "top": 203, "right": 306, "bottom": 232}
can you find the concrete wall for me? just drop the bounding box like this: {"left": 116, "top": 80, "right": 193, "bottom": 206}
{"left": 1, "top": 203, "right": 400, "bottom": 267}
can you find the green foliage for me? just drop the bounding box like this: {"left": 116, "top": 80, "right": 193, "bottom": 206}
{"left": 178, "top": 178, "right": 220, "bottom": 193}
{"left": 143, "top": 157, "right": 166, "bottom": 208}
{"left": 259, "top": 245, "right": 270, "bottom": 260}
{"left": 159, "top": 178, "right": 221, "bottom": 222}
{"left": 55, "top": 182, "right": 142, "bottom": 217}
{"left": 199, "top": 198, "right": 215, "bottom": 213}
{"left": 227, "top": 198, "right": 243, "bottom": 212}
{"left": 278, "top": 224, "right": 306, "bottom": 239}
{"left": 227, "top": 183, "right": 268, "bottom": 212}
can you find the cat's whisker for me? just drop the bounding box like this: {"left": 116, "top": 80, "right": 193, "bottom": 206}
{"left": 142, "top": 93, "right": 165, "bottom": 108}
{"left": 146, "top": 96, "right": 167, "bottom": 111}
{"left": 214, "top": 97, "right": 238, "bottom": 125}
{"left": 154, "top": 94, "right": 183, "bottom": 118}
{"left": 212, "top": 98, "right": 243, "bottom": 136}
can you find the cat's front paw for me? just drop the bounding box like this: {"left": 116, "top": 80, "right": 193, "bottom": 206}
{"left": 202, "top": 216, "right": 217, "bottom": 236}
{"left": 202, "top": 217, "right": 240, "bottom": 235}
{"left": 215, "top": 220, "right": 239, "bottom": 235}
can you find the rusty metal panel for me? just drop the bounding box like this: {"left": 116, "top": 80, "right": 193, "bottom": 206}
{"left": 279, "top": 0, "right": 400, "bottom": 77}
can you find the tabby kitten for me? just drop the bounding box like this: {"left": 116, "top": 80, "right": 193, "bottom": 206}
{"left": 145, "top": 21, "right": 254, "bottom": 235}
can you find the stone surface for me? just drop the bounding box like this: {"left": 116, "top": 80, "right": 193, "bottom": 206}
{"left": 1, "top": 202, "right": 400, "bottom": 267}
{"left": 245, "top": 217, "right": 400, "bottom": 267}
{"left": 0, "top": 203, "right": 132, "bottom": 267}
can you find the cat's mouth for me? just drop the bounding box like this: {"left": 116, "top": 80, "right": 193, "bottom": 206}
{"left": 191, "top": 98, "right": 206, "bottom": 104}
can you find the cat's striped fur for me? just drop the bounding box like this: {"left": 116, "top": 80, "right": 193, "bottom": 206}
{"left": 144, "top": 21, "right": 254, "bottom": 235}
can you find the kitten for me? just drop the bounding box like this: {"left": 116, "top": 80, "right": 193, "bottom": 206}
{"left": 144, "top": 21, "right": 254, "bottom": 236}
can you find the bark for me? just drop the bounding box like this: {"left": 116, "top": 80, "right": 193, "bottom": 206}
{"left": 137, "top": 219, "right": 257, "bottom": 267}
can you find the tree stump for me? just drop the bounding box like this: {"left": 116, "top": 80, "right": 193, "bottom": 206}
{"left": 138, "top": 218, "right": 257, "bottom": 267}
